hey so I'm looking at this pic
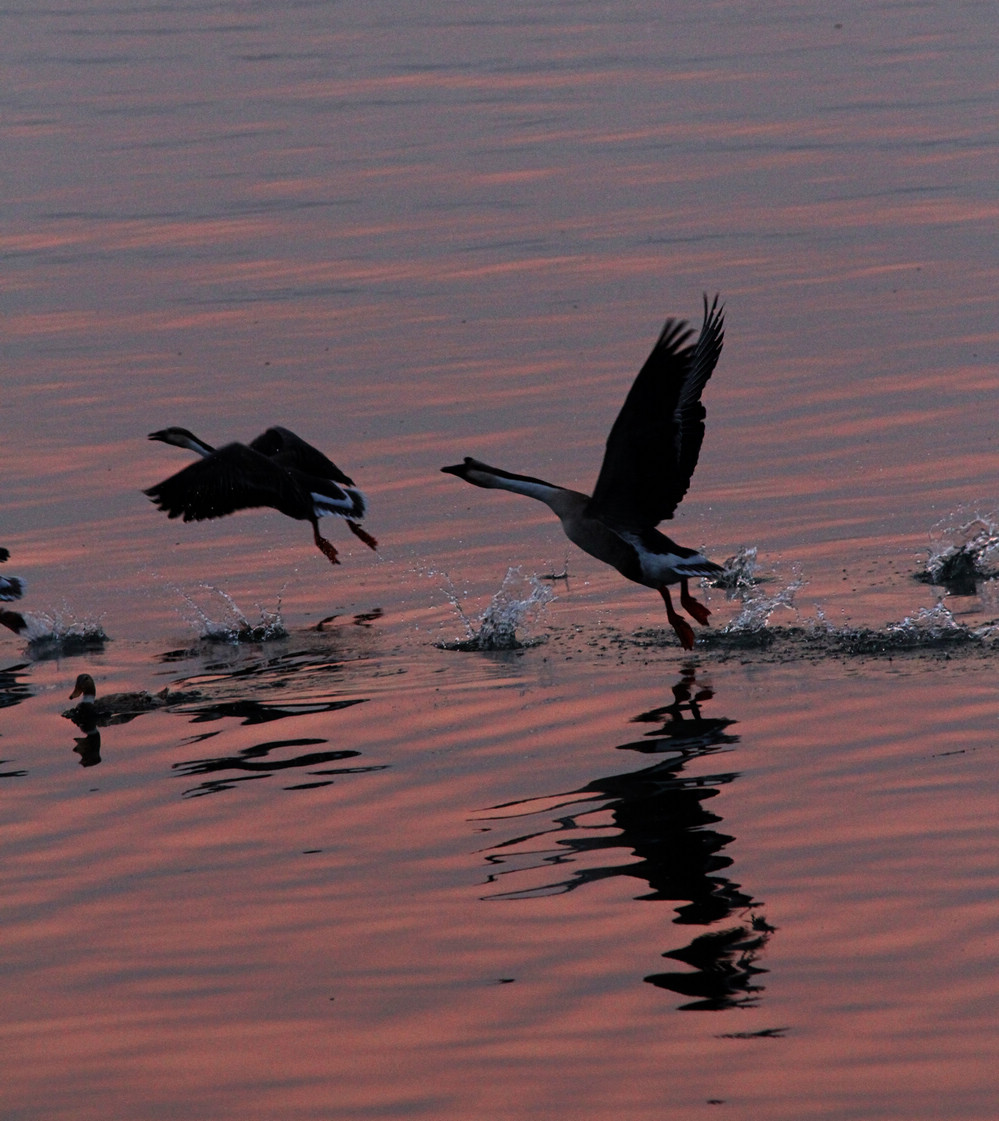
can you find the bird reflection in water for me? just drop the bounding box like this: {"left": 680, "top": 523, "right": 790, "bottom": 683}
{"left": 0, "top": 663, "right": 31, "bottom": 778}
{"left": 172, "top": 695, "right": 386, "bottom": 797}
{"left": 71, "top": 718, "right": 102, "bottom": 768}
{"left": 0, "top": 662, "right": 31, "bottom": 712}
{"left": 477, "top": 664, "right": 775, "bottom": 1010}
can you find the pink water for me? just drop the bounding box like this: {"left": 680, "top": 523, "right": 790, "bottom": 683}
{"left": 2, "top": 2, "right": 999, "bottom": 1118}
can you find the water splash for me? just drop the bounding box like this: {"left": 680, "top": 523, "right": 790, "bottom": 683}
{"left": 918, "top": 509, "right": 999, "bottom": 594}
{"left": 712, "top": 546, "right": 760, "bottom": 597}
{"left": 808, "top": 600, "right": 970, "bottom": 654}
{"left": 885, "top": 600, "right": 963, "bottom": 639}
{"left": 694, "top": 596, "right": 991, "bottom": 659}
{"left": 438, "top": 566, "right": 555, "bottom": 651}
{"left": 18, "top": 610, "right": 109, "bottom": 660}
{"left": 722, "top": 570, "right": 806, "bottom": 636}
{"left": 174, "top": 584, "right": 287, "bottom": 644}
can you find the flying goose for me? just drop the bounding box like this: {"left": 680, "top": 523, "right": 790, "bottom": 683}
{"left": 144, "top": 426, "right": 377, "bottom": 565}
{"left": 442, "top": 295, "right": 725, "bottom": 649}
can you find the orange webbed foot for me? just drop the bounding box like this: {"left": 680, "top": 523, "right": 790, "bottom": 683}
{"left": 679, "top": 577, "right": 711, "bottom": 625}
{"left": 660, "top": 586, "right": 697, "bottom": 650}
{"left": 313, "top": 523, "right": 341, "bottom": 565}
{"left": 347, "top": 520, "right": 378, "bottom": 552}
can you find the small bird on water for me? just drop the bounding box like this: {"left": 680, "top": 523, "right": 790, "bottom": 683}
{"left": 441, "top": 295, "right": 725, "bottom": 649}
{"left": 144, "top": 426, "right": 377, "bottom": 566}
{"left": 62, "top": 672, "right": 200, "bottom": 727}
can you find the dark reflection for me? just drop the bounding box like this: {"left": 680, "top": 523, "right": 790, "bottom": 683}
{"left": 478, "top": 663, "right": 775, "bottom": 1011}
{"left": 1, "top": 662, "right": 30, "bottom": 777}
{"left": 53, "top": 642, "right": 386, "bottom": 794}
{"left": 163, "top": 646, "right": 384, "bottom": 797}
{"left": 0, "top": 662, "right": 30, "bottom": 775}
{"left": 315, "top": 606, "right": 384, "bottom": 629}
{"left": 71, "top": 724, "right": 102, "bottom": 768}
{"left": 0, "top": 662, "right": 31, "bottom": 710}
{"left": 183, "top": 695, "right": 365, "bottom": 726}
{"left": 15, "top": 625, "right": 109, "bottom": 661}
{"left": 173, "top": 730, "right": 386, "bottom": 798}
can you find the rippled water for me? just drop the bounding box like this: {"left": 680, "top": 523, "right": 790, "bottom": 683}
{"left": 3, "top": 1, "right": 999, "bottom": 1118}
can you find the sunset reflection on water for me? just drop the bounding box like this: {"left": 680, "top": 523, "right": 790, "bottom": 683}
{"left": 3, "top": 0, "right": 999, "bottom": 1118}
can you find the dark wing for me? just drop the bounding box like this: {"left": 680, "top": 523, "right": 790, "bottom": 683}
{"left": 587, "top": 294, "right": 724, "bottom": 528}
{"left": 0, "top": 576, "right": 25, "bottom": 602}
{"left": 249, "top": 427, "right": 356, "bottom": 487}
{"left": 144, "top": 442, "right": 311, "bottom": 523}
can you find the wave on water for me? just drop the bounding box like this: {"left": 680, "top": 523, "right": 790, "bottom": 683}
{"left": 437, "top": 566, "right": 555, "bottom": 651}
{"left": 174, "top": 584, "right": 287, "bottom": 644}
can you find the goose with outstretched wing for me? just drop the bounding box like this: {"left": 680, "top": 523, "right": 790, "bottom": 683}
{"left": 442, "top": 295, "right": 725, "bottom": 648}
{"left": 145, "top": 426, "right": 377, "bottom": 566}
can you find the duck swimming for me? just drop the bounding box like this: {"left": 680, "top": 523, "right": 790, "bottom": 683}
{"left": 144, "top": 426, "right": 377, "bottom": 566}
{"left": 442, "top": 295, "right": 725, "bottom": 650}
{"left": 62, "top": 673, "right": 200, "bottom": 727}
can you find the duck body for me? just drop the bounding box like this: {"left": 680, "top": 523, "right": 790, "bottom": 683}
{"left": 62, "top": 673, "right": 199, "bottom": 727}
{"left": 144, "top": 426, "right": 377, "bottom": 565}
{"left": 441, "top": 295, "right": 725, "bottom": 649}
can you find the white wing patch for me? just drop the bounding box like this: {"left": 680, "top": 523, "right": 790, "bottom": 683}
{"left": 311, "top": 488, "right": 365, "bottom": 519}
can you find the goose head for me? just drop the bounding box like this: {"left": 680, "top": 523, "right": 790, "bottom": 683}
{"left": 147, "top": 428, "right": 215, "bottom": 457}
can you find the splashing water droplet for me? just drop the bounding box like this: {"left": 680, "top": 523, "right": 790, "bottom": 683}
{"left": 920, "top": 509, "right": 999, "bottom": 593}
{"left": 713, "top": 546, "right": 759, "bottom": 598}
{"left": 439, "top": 567, "right": 555, "bottom": 650}
{"left": 18, "top": 609, "right": 109, "bottom": 659}
{"left": 722, "top": 571, "right": 805, "bottom": 634}
{"left": 174, "top": 584, "right": 286, "bottom": 643}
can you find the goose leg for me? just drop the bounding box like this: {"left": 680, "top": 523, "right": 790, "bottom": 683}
{"left": 347, "top": 520, "right": 378, "bottom": 551}
{"left": 659, "top": 587, "right": 695, "bottom": 650}
{"left": 680, "top": 577, "right": 711, "bottom": 625}
{"left": 311, "top": 519, "right": 341, "bottom": 565}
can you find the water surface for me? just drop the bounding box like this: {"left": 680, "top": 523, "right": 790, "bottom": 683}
{"left": 2, "top": 1, "right": 999, "bottom": 1118}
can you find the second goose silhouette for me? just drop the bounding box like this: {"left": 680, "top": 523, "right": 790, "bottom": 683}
{"left": 145, "top": 426, "right": 377, "bottom": 566}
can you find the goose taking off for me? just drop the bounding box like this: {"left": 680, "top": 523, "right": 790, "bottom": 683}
{"left": 144, "top": 426, "right": 377, "bottom": 566}
{"left": 441, "top": 295, "right": 725, "bottom": 649}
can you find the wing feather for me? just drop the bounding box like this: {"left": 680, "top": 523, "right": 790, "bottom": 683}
{"left": 588, "top": 294, "right": 724, "bottom": 528}
{"left": 249, "top": 427, "right": 356, "bottom": 487}
{"left": 144, "top": 443, "right": 310, "bottom": 522}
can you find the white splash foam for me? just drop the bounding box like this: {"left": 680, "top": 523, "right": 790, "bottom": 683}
{"left": 19, "top": 610, "right": 109, "bottom": 657}
{"left": 439, "top": 566, "right": 555, "bottom": 650}
{"left": 714, "top": 545, "right": 760, "bottom": 598}
{"left": 886, "top": 600, "right": 963, "bottom": 639}
{"left": 722, "top": 570, "right": 806, "bottom": 634}
{"left": 174, "top": 584, "right": 286, "bottom": 643}
{"left": 923, "top": 509, "right": 999, "bottom": 589}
